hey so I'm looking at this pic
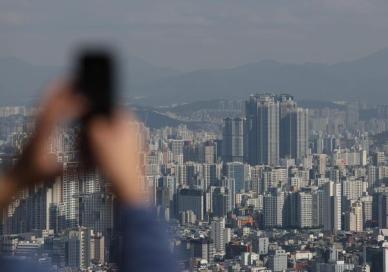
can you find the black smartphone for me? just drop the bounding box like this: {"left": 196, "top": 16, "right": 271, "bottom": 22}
{"left": 75, "top": 49, "right": 116, "bottom": 117}
{"left": 74, "top": 49, "right": 116, "bottom": 163}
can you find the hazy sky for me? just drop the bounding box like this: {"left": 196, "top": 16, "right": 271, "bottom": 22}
{"left": 1, "top": 0, "right": 388, "bottom": 71}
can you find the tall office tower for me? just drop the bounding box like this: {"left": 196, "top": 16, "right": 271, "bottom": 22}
{"left": 269, "top": 249, "right": 288, "bottom": 272}
{"left": 210, "top": 217, "right": 226, "bottom": 253}
{"left": 322, "top": 181, "right": 342, "bottom": 232}
{"left": 212, "top": 187, "right": 231, "bottom": 217}
{"left": 284, "top": 192, "right": 298, "bottom": 228}
{"left": 177, "top": 188, "right": 204, "bottom": 221}
{"left": 224, "top": 162, "right": 250, "bottom": 193}
{"left": 279, "top": 95, "right": 309, "bottom": 161}
{"left": 222, "top": 117, "right": 244, "bottom": 162}
{"left": 245, "top": 94, "right": 279, "bottom": 166}
{"left": 297, "top": 191, "right": 313, "bottom": 228}
{"left": 67, "top": 227, "right": 92, "bottom": 270}
{"left": 263, "top": 189, "right": 285, "bottom": 228}
{"left": 373, "top": 192, "right": 388, "bottom": 228}
{"left": 345, "top": 201, "right": 363, "bottom": 232}
{"left": 312, "top": 189, "right": 324, "bottom": 228}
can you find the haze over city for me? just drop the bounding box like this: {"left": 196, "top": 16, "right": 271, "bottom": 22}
{"left": 3, "top": 1, "right": 388, "bottom": 272}
{"left": 2, "top": 0, "right": 388, "bottom": 70}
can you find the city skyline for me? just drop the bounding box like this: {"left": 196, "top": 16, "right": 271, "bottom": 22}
{"left": 1, "top": 91, "right": 388, "bottom": 270}
{"left": 3, "top": 1, "right": 388, "bottom": 271}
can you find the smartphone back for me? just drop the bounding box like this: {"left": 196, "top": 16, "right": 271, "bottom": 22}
{"left": 76, "top": 50, "right": 115, "bottom": 116}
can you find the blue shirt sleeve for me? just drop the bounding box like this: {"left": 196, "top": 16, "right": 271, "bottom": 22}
{"left": 0, "top": 207, "right": 177, "bottom": 272}
{"left": 0, "top": 257, "right": 43, "bottom": 272}
{"left": 119, "top": 206, "right": 177, "bottom": 272}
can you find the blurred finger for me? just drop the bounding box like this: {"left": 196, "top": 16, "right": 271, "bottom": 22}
{"left": 36, "top": 80, "right": 89, "bottom": 136}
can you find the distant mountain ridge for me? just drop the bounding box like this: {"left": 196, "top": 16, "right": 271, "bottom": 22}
{"left": 2, "top": 48, "right": 388, "bottom": 106}
{"left": 0, "top": 55, "right": 180, "bottom": 106}
{"left": 133, "top": 47, "right": 388, "bottom": 105}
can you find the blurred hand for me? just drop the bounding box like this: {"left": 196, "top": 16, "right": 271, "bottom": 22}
{"left": 87, "top": 112, "right": 146, "bottom": 205}
{"left": 10, "top": 80, "right": 86, "bottom": 188}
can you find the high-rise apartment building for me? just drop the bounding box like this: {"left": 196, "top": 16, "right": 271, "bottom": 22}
{"left": 245, "top": 94, "right": 280, "bottom": 166}
{"left": 263, "top": 189, "right": 285, "bottom": 228}
{"left": 244, "top": 94, "right": 309, "bottom": 166}
{"left": 297, "top": 191, "right": 313, "bottom": 228}
{"left": 373, "top": 192, "right": 388, "bottom": 228}
{"left": 222, "top": 117, "right": 244, "bottom": 163}
{"left": 279, "top": 94, "right": 309, "bottom": 161}
{"left": 345, "top": 201, "right": 363, "bottom": 232}
{"left": 312, "top": 189, "right": 324, "bottom": 228}
{"left": 360, "top": 195, "right": 373, "bottom": 227}
{"left": 170, "top": 139, "right": 184, "bottom": 164}
{"left": 322, "top": 181, "right": 342, "bottom": 232}
{"left": 63, "top": 162, "right": 81, "bottom": 229}
{"left": 210, "top": 217, "right": 226, "bottom": 253}
{"left": 67, "top": 227, "right": 91, "bottom": 269}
